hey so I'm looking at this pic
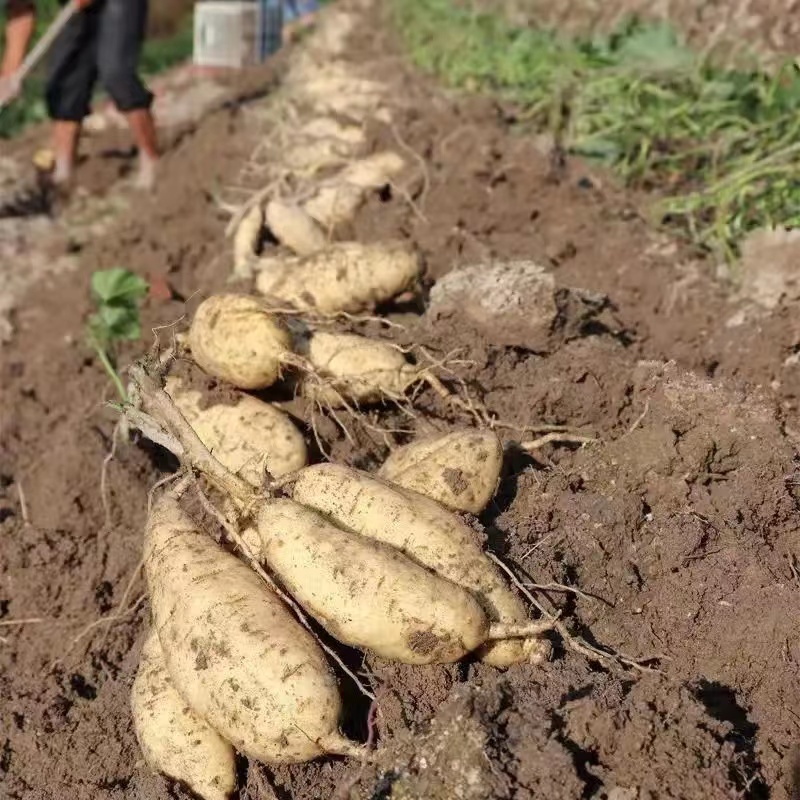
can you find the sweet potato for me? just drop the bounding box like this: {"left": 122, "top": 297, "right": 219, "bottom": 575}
{"left": 255, "top": 241, "right": 419, "bottom": 314}
{"left": 165, "top": 378, "right": 307, "bottom": 484}
{"left": 378, "top": 429, "right": 503, "bottom": 514}
{"left": 303, "top": 183, "right": 363, "bottom": 230}
{"left": 255, "top": 499, "right": 489, "bottom": 664}
{"left": 265, "top": 200, "right": 327, "bottom": 256}
{"left": 300, "top": 117, "right": 366, "bottom": 145}
{"left": 131, "top": 630, "right": 236, "bottom": 800}
{"left": 145, "top": 496, "right": 358, "bottom": 763}
{"left": 342, "top": 152, "right": 405, "bottom": 189}
{"left": 188, "top": 294, "right": 293, "bottom": 390}
{"left": 232, "top": 204, "right": 263, "bottom": 280}
{"left": 298, "top": 330, "right": 416, "bottom": 406}
{"left": 303, "top": 152, "right": 406, "bottom": 229}
{"left": 291, "top": 465, "right": 550, "bottom": 667}
{"left": 282, "top": 139, "right": 354, "bottom": 173}
{"left": 298, "top": 77, "right": 385, "bottom": 116}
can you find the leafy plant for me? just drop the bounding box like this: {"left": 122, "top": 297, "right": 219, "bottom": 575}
{"left": 87, "top": 269, "right": 149, "bottom": 402}
{"left": 391, "top": 0, "right": 800, "bottom": 261}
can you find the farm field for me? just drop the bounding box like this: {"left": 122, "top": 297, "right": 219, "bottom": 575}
{"left": 2, "top": 1, "right": 800, "bottom": 798}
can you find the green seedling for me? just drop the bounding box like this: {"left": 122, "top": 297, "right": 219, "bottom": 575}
{"left": 87, "top": 268, "right": 149, "bottom": 402}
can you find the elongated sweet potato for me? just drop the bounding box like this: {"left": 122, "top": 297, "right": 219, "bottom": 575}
{"left": 145, "top": 496, "right": 359, "bottom": 763}
{"left": 232, "top": 205, "right": 263, "bottom": 279}
{"left": 378, "top": 429, "right": 503, "bottom": 514}
{"left": 292, "top": 465, "right": 550, "bottom": 667}
{"left": 255, "top": 241, "right": 419, "bottom": 314}
{"left": 255, "top": 499, "right": 489, "bottom": 664}
{"left": 132, "top": 630, "right": 236, "bottom": 800}
{"left": 265, "top": 200, "right": 327, "bottom": 256}
{"left": 303, "top": 152, "right": 406, "bottom": 229}
{"left": 300, "top": 117, "right": 366, "bottom": 145}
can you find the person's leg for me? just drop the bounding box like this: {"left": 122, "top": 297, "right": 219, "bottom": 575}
{"left": 96, "top": 0, "right": 157, "bottom": 189}
{"left": 45, "top": 6, "right": 100, "bottom": 187}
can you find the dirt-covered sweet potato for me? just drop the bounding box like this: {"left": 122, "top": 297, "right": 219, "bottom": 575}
{"left": 378, "top": 429, "right": 503, "bottom": 514}
{"left": 131, "top": 630, "right": 237, "bottom": 800}
{"left": 292, "top": 465, "right": 550, "bottom": 667}
{"left": 145, "top": 496, "right": 359, "bottom": 763}
{"left": 165, "top": 378, "right": 307, "bottom": 484}
{"left": 298, "top": 330, "right": 416, "bottom": 406}
{"left": 255, "top": 241, "right": 419, "bottom": 314}
{"left": 188, "top": 294, "right": 293, "bottom": 390}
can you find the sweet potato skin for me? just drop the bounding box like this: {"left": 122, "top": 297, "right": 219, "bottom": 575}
{"left": 131, "top": 630, "right": 237, "bottom": 800}
{"left": 256, "top": 498, "right": 489, "bottom": 664}
{"left": 292, "top": 465, "right": 550, "bottom": 667}
{"left": 189, "top": 294, "right": 292, "bottom": 390}
{"left": 145, "top": 496, "right": 347, "bottom": 763}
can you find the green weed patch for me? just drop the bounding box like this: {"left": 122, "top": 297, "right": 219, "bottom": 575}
{"left": 392, "top": 0, "right": 800, "bottom": 260}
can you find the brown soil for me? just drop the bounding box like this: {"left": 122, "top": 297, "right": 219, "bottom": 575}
{"left": 2, "top": 3, "right": 800, "bottom": 800}
{"left": 484, "top": 0, "right": 800, "bottom": 67}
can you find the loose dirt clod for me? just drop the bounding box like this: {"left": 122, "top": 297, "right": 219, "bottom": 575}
{"left": 428, "top": 260, "right": 611, "bottom": 351}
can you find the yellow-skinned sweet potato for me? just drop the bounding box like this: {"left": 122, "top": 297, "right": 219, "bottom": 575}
{"left": 379, "top": 429, "right": 503, "bottom": 514}
{"left": 292, "top": 465, "right": 550, "bottom": 667}
{"left": 131, "top": 630, "right": 237, "bottom": 800}
{"left": 145, "top": 496, "right": 359, "bottom": 763}
{"left": 189, "top": 294, "right": 293, "bottom": 390}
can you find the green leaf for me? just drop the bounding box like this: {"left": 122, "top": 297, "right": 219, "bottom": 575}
{"left": 97, "top": 304, "right": 142, "bottom": 341}
{"left": 572, "top": 137, "right": 621, "bottom": 163}
{"left": 613, "top": 23, "right": 694, "bottom": 72}
{"left": 91, "top": 268, "right": 148, "bottom": 306}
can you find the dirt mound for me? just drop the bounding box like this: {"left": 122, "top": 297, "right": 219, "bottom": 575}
{"left": 2, "top": 1, "right": 800, "bottom": 799}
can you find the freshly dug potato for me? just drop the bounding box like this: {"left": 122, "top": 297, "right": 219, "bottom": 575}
{"left": 232, "top": 205, "right": 263, "bottom": 279}
{"left": 303, "top": 152, "right": 406, "bottom": 229}
{"left": 265, "top": 200, "right": 327, "bottom": 256}
{"left": 299, "top": 331, "right": 416, "bottom": 406}
{"left": 164, "top": 378, "right": 307, "bottom": 484}
{"left": 378, "top": 429, "right": 503, "bottom": 514}
{"left": 292, "top": 465, "right": 549, "bottom": 667}
{"left": 303, "top": 183, "right": 364, "bottom": 229}
{"left": 342, "top": 152, "right": 405, "bottom": 189}
{"left": 255, "top": 499, "right": 488, "bottom": 664}
{"left": 255, "top": 241, "right": 420, "bottom": 314}
{"left": 189, "top": 294, "right": 293, "bottom": 390}
{"left": 145, "top": 496, "right": 358, "bottom": 763}
{"left": 282, "top": 139, "right": 353, "bottom": 173}
{"left": 132, "top": 631, "right": 236, "bottom": 800}
{"left": 300, "top": 117, "right": 366, "bottom": 145}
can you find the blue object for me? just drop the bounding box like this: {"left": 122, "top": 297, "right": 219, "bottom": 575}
{"left": 257, "top": 0, "right": 284, "bottom": 60}
{"left": 284, "top": 0, "right": 321, "bottom": 22}
{"left": 256, "top": 0, "right": 321, "bottom": 62}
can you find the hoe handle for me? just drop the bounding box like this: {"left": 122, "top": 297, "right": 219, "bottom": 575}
{"left": 0, "top": 0, "right": 79, "bottom": 111}
{"left": 18, "top": 0, "right": 80, "bottom": 83}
